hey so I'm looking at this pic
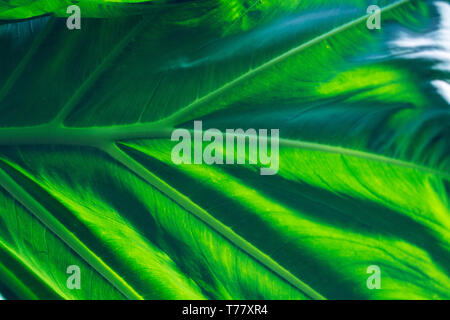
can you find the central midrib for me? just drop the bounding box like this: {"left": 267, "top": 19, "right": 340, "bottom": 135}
{"left": 0, "top": 124, "right": 446, "bottom": 180}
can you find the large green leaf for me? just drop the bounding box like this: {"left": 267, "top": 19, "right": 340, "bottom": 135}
{"left": 0, "top": 0, "right": 448, "bottom": 299}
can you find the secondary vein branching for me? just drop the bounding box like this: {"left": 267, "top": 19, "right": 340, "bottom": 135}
{"left": 155, "top": 0, "right": 412, "bottom": 127}
{"left": 104, "top": 144, "right": 326, "bottom": 300}
{"left": 0, "top": 166, "right": 143, "bottom": 300}
{"left": 51, "top": 17, "right": 150, "bottom": 125}
{"left": 0, "top": 17, "right": 56, "bottom": 103}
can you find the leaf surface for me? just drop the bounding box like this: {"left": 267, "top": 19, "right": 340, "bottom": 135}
{"left": 0, "top": 0, "right": 449, "bottom": 299}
